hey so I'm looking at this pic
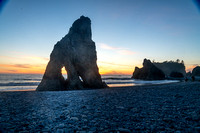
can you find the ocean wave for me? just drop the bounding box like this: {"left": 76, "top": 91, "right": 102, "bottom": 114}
{"left": 13, "top": 79, "right": 41, "bottom": 81}
{"left": 0, "top": 78, "right": 41, "bottom": 81}
{"left": 0, "top": 82, "right": 40, "bottom": 86}
{"left": 106, "top": 81, "right": 133, "bottom": 84}
{"left": 107, "top": 80, "right": 179, "bottom": 85}
{"left": 102, "top": 77, "right": 132, "bottom": 80}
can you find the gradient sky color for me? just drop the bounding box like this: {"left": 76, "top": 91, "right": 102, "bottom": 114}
{"left": 0, "top": 0, "right": 200, "bottom": 74}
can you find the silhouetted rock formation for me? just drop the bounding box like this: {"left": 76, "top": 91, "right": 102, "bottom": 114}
{"left": 170, "top": 71, "right": 184, "bottom": 78}
{"left": 37, "top": 16, "right": 107, "bottom": 91}
{"left": 132, "top": 59, "right": 165, "bottom": 80}
{"left": 192, "top": 66, "right": 200, "bottom": 76}
{"left": 186, "top": 71, "right": 192, "bottom": 77}
{"left": 153, "top": 60, "right": 186, "bottom": 77}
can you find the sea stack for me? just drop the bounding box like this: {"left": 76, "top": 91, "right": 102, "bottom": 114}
{"left": 37, "top": 16, "right": 107, "bottom": 91}
{"left": 153, "top": 61, "right": 186, "bottom": 77}
{"left": 192, "top": 66, "right": 200, "bottom": 77}
{"left": 132, "top": 59, "right": 165, "bottom": 80}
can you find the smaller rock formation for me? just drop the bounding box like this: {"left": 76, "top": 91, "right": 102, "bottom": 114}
{"left": 153, "top": 60, "right": 186, "bottom": 77}
{"left": 132, "top": 59, "right": 165, "bottom": 80}
{"left": 186, "top": 71, "right": 192, "bottom": 77}
{"left": 192, "top": 66, "right": 200, "bottom": 76}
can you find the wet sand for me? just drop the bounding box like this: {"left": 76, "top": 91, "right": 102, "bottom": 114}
{"left": 0, "top": 82, "right": 200, "bottom": 132}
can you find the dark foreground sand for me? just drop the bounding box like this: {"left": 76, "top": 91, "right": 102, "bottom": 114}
{"left": 0, "top": 82, "right": 200, "bottom": 132}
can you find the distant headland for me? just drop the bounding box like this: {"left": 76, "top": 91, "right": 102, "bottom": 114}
{"left": 132, "top": 58, "right": 200, "bottom": 81}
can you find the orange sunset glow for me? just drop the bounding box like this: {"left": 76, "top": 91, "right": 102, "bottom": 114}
{"left": 0, "top": 50, "right": 139, "bottom": 75}
{"left": 0, "top": 56, "right": 196, "bottom": 75}
{"left": 0, "top": 62, "right": 134, "bottom": 75}
{"left": 0, "top": 53, "right": 197, "bottom": 75}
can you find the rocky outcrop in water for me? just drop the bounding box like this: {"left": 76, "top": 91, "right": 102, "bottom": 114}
{"left": 153, "top": 61, "right": 186, "bottom": 77}
{"left": 36, "top": 16, "right": 107, "bottom": 91}
{"left": 170, "top": 71, "right": 184, "bottom": 78}
{"left": 192, "top": 66, "right": 200, "bottom": 76}
{"left": 132, "top": 59, "right": 165, "bottom": 80}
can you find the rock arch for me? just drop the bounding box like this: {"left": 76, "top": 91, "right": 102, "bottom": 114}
{"left": 36, "top": 16, "right": 107, "bottom": 91}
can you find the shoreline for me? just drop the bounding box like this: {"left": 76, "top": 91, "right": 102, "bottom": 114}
{"left": 1, "top": 82, "right": 200, "bottom": 132}
{"left": 1, "top": 80, "right": 183, "bottom": 92}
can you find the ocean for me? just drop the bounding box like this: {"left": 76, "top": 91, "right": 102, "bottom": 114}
{"left": 0, "top": 74, "right": 179, "bottom": 91}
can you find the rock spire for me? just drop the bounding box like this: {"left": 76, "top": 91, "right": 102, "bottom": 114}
{"left": 36, "top": 16, "right": 107, "bottom": 91}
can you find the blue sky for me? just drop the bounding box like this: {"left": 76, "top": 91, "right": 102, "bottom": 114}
{"left": 0, "top": 0, "right": 200, "bottom": 74}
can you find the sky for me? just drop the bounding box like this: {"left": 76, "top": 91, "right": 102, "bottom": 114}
{"left": 0, "top": 0, "right": 200, "bottom": 75}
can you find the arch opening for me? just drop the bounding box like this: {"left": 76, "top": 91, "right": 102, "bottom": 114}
{"left": 61, "top": 66, "right": 67, "bottom": 80}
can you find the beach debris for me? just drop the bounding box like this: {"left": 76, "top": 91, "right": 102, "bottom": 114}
{"left": 70, "top": 117, "right": 79, "bottom": 121}
{"left": 36, "top": 16, "right": 107, "bottom": 91}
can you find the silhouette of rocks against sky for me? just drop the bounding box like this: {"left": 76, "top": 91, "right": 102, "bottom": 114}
{"left": 37, "top": 16, "right": 107, "bottom": 91}
{"left": 154, "top": 61, "right": 186, "bottom": 77}
{"left": 132, "top": 59, "right": 165, "bottom": 80}
{"left": 192, "top": 66, "right": 200, "bottom": 76}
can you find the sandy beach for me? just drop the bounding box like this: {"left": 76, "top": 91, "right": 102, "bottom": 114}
{"left": 0, "top": 82, "right": 200, "bottom": 132}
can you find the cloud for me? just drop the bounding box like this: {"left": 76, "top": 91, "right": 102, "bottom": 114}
{"left": 98, "top": 61, "right": 133, "bottom": 68}
{"left": 99, "top": 43, "right": 135, "bottom": 55}
{"left": 0, "top": 63, "right": 46, "bottom": 74}
{"left": 0, "top": 64, "right": 32, "bottom": 68}
{"left": 117, "top": 50, "right": 135, "bottom": 55}
{"left": 7, "top": 70, "right": 18, "bottom": 72}
{"left": 100, "top": 44, "right": 119, "bottom": 50}
{"left": 13, "top": 64, "right": 31, "bottom": 68}
{"left": 24, "top": 56, "right": 49, "bottom": 61}
{"left": 0, "top": 63, "right": 47, "bottom": 69}
{"left": 0, "top": 55, "right": 49, "bottom": 64}
{"left": 103, "top": 70, "right": 128, "bottom": 75}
